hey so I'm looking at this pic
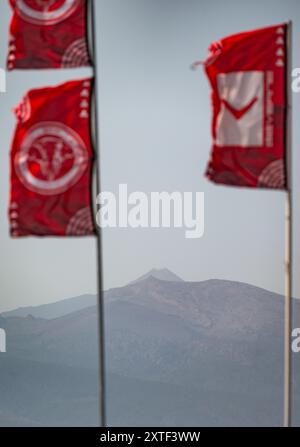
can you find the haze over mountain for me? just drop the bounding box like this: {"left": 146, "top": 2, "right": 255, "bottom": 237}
{"left": 0, "top": 272, "right": 300, "bottom": 426}
{"left": 129, "top": 268, "right": 184, "bottom": 284}
{"left": 1, "top": 294, "right": 96, "bottom": 320}
{"left": 1, "top": 269, "right": 183, "bottom": 319}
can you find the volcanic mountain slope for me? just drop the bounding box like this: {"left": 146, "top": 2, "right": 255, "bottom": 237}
{"left": 0, "top": 355, "right": 99, "bottom": 427}
{"left": 0, "top": 269, "right": 182, "bottom": 319}
{"left": 0, "top": 275, "right": 300, "bottom": 426}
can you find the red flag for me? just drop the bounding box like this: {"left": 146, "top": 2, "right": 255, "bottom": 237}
{"left": 7, "top": 0, "right": 91, "bottom": 70}
{"left": 204, "top": 24, "right": 287, "bottom": 189}
{"left": 9, "top": 78, "right": 96, "bottom": 237}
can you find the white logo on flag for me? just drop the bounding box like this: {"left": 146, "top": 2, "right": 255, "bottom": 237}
{"left": 66, "top": 207, "right": 94, "bottom": 236}
{"left": 15, "top": 0, "right": 80, "bottom": 25}
{"left": 14, "top": 94, "right": 31, "bottom": 123}
{"left": 61, "top": 38, "right": 90, "bottom": 68}
{"left": 216, "top": 71, "right": 264, "bottom": 147}
{"left": 15, "top": 122, "right": 88, "bottom": 195}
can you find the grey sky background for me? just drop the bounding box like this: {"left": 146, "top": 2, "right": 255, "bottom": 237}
{"left": 0, "top": 0, "right": 299, "bottom": 313}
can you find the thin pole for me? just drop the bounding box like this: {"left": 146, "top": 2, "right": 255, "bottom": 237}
{"left": 90, "top": 0, "right": 107, "bottom": 427}
{"left": 284, "top": 20, "right": 293, "bottom": 428}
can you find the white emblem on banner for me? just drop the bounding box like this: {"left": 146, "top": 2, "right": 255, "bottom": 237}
{"left": 14, "top": 94, "right": 31, "bottom": 123}
{"left": 66, "top": 207, "right": 94, "bottom": 235}
{"left": 258, "top": 159, "right": 285, "bottom": 188}
{"left": 216, "top": 71, "right": 264, "bottom": 147}
{"left": 15, "top": 122, "right": 88, "bottom": 195}
{"left": 61, "top": 38, "right": 90, "bottom": 68}
{"left": 15, "top": 0, "right": 80, "bottom": 25}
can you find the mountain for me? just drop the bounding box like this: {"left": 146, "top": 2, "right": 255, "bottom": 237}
{"left": 0, "top": 355, "right": 98, "bottom": 427}
{"left": 0, "top": 277, "right": 300, "bottom": 426}
{"left": 1, "top": 294, "right": 96, "bottom": 319}
{"left": 0, "top": 269, "right": 183, "bottom": 319}
{"left": 129, "top": 268, "right": 184, "bottom": 284}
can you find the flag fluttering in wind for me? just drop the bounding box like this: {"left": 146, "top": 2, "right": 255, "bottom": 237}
{"left": 204, "top": 24, "right": 287, "bottom": 189}
{"left": 7, "top": 0, "right": 91, "bottom": 70}
{"left": 7, "top": 0, "right": 107, "bottom": 426}
{"left": 9, "top": 78, "right": 96, "bottom": 237}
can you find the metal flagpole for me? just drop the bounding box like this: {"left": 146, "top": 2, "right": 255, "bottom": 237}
{"left": 90, "top": 0, "right": 107, "bottom": 427}
{"left": 284, "top": 20, "right": 293, "bottom": 428}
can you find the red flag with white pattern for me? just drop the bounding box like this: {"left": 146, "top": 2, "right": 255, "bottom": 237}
{"left": 9, "top": 78, "right": 96, "bottom": 237}
{"left": 7, "top": 0, "right": 91, "bottom": 70}
{"left": 203, "top": 24, "right": 287, "bottom": 189}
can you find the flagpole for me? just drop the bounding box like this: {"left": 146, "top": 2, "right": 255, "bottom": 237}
{"left": 90, "top": 0, "right": 107, "bottom": 427}
{"left": 284, "top": 20, "right": 293, "bottom": 428}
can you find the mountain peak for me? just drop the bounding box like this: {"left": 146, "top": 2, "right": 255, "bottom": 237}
{"left": 130, "top": 268, "right": 184, "bottom": 285}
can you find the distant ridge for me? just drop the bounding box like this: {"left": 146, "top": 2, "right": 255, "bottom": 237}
{"left": 1, "top": 276, "right": 300, "bottom": 426}
{"left": 1, "top": 294, "right": 96, "bottom": 320}
{"left": 1, "top": 269, "right": 183, "bottom": 319}
{"left": 130, "top": 268, "right": 184, "bottom": 284}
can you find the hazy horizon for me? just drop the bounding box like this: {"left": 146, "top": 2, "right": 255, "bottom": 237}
{"left": 1, "top": 274, "right": 299, "bottom": 426}
{"left": 0, "top": 267, "right": 295, "bottom": 315}
{"left": 0, "top": 0, "right": 300, "bottom": 312}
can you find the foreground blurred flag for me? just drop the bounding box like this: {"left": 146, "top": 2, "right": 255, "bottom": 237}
{"left": 7, "top": 0, "right": 91, "bottom": 70}
{"left": 9, "top": 78, "right": 96, "bottom": 237}
{"left": 204, "top": 24, "right": 287, "bottom": 189}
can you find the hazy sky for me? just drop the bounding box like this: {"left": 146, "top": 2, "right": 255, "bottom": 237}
{"left": 0, "top": 0, "right": 299, "bottom": 312}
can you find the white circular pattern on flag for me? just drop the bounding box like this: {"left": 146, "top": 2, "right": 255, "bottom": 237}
{"left": 15, "top": 0, "right": 80, "bottom": 25}
{"left": 61, "top": 38, "right": 90, "bottom": 68}
{"left": 258, "top": 159, "right": 285, "bottom": 189}
{"left": 15, "top": 122, "right": 89, "bottom": 195}
{"left": 66, "top": 207, "right": 94, "bottom": 235}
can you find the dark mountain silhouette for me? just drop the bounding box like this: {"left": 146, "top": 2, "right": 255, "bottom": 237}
{"left": 0, "top": 276, "right": 299, "bottom": 426}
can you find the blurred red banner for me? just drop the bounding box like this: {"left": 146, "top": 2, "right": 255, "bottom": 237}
{"left": 9, "top": 78, "right": 96, "bottom": 237}
{"left": 7, "top": 0, "right": 91, "bottom": 70}
{"left": 204, "top": 24, "right": 287, "bottom": 189}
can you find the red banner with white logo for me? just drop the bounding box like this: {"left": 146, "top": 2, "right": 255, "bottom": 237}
{"left": 204, "top": 24, "right": 287, "bottom": 189}
{"left": 9, "top": 78, "right": 96, "bottom": 237}
{"left": 7, "top": 0, "right": 91, "bottom": 70}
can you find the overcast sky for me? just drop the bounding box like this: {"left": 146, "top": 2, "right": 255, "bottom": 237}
{"left": 0, "top": 0, "right": 299, "bottom": 312}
